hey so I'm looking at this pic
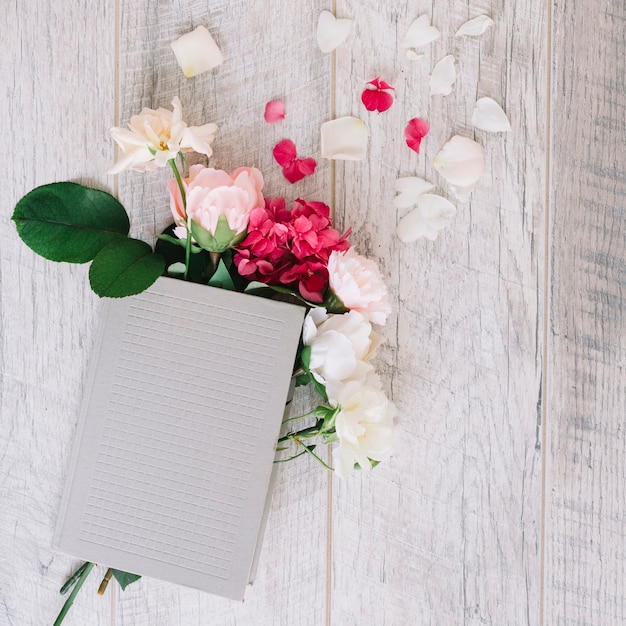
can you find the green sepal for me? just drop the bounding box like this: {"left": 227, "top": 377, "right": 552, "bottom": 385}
{"left": 208, "top": 259, "right": 236, "bottom": 291}
{"left": 110, "top": 569, "right": 141, "bottom": 591}
{"left": 295, "top": 373, "right": 312, "bottom": 387}
{"left": 89, "top": 238, "right": 165, "bottom": 298}
{"left": 190, "top": 216, "right": 246, "bottom": 253}
{"left": 12, "top": 182, "right": 129, "bottom": 263}
{"left": 323, "top": 289, "right": 348, "bottom": 314}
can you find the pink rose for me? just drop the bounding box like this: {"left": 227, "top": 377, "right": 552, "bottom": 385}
{"left": 167, "top": 165, "right": 264, "bottom": 251}
{"left": 327, "top": 249, "right": 391, "bottom": 325}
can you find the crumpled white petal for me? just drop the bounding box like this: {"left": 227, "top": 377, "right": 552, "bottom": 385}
{"left": 393, "top": 177, "right": 434, "bottom": 209}
{"left": 317, "top": 10, "right": 352, "bottom": 53}
{"left": 433, "top": 135, "right": 485, "bottom": 198}
{"left": 321, "top": 116, "right": 368, "bottom": 160}
{"left": 471, "top": 97, "right": 511, "bottom": 132}
{"left": 397, "top": 194, "right": 456, "bottom": 242}
{"left": 401, "top": 15, "right": 440, "bottom": 48}
{"left": 430, "top": 55, "right": 456, "bottom": 96}
{"left": 455, "top": 15, "right": 494, "bottom": 37}
{"left": 171, "top": 25, "right": 223, "bottom": 78}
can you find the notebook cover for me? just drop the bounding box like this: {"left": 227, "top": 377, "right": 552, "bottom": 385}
{"left": 53, "top": 277, "right": 304, "bottom": 600}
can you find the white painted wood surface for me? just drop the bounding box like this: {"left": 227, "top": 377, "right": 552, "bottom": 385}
{"left": 1, "top": 1, "right": 624, "bottom": 625}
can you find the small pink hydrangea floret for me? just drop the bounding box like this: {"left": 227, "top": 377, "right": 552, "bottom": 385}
{"left": 361, "top": 77, "right": 395, "bottom": 113}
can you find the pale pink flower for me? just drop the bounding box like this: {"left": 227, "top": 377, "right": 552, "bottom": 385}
{"left": 327, "top": 249, "right": 391, "bottom": 325}
{"left": 109, "top": 97, "right": 218, "bottom": 175}
{"left": 167, "top": 165, "right": 264, "bottom": 252}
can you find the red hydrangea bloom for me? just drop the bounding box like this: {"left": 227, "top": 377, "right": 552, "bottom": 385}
{"left": 234, "top": 198, "right": 350, "bottom": 303}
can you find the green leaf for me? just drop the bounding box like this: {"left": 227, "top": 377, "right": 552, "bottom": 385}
{"left": 208, "top": 259, "right": 236, "bottom": 290}
{"left": 156, "top": 224, "right": 210, "bottom": 284}
{"left": 295, "top": 373, "right": 312, "bottom": 387}
{"left": 12, "top": 182, "right": 130, "bottom": 263}
{"left": 110, "top": 569, "right": 141, "bottom": 591}
{"left": 89, "top": 238, "right": 165, "bottom": 298}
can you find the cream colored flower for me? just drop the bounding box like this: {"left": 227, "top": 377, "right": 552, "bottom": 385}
{"left": 109, "top": 97, "right": 218, "bottom": 174}
{"left": 332, "top": 381, "right": 396, "bottom": 478}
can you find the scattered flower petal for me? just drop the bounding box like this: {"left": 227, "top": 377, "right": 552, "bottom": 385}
{"left": 471, "top": 97, "right": 511, "bottom": 132}
{"left": 361, "top": 77, "right": 395, "bottom": 113}
{"left": 264, "top": 100, "right": 285, "bottom": 123}
{"left": 317, "top": 10, "right": 353, "bottom": 53}
{"left": 170, "top": 25, "right": 223, "bottom": 78}
{"left": 321, "top": 117, "right": 368, "bottom": 160}
{"left": 405, "top": 50, "right": 424, "bottom": 61}
{"left": 455, "top": 15, "right": 494, "bottom": 37}
{"left": 397, "top": 194, "right": 456, "bottom": 241}
{"left": 404, "top": 118, "right": 430, "bottom": 153}
{"left": 401, "top": 15, "right": 440, "bottom": 48}
{"left": 433, "top": 135, "right": 485, "bottom": 197}
{"left": 273, "top": 139, "right": 317, "bottom": 183}
{"left": 430, "top": 55, "right": 456, "bottom": 96}
{"left": 393, "top": 177, "right": 434, "bottom": 208}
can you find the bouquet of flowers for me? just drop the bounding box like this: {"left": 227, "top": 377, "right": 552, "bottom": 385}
{"left": 12, "top": 96, "right": 396, "bottom": 624}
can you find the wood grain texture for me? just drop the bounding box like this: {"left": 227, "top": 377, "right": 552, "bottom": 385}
{"left": 113, "top": 2, "right": 330, "bottom": 624}
{"left": 546, "top": 1, "right": 626, "bottom": 624}
{"left": 0, "top": 1, "right": 116, "bottom": 624}
{"left": 331, "top": 1, "right": 546, "bottom": 623}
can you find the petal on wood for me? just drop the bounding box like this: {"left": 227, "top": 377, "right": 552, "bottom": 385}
{"left": 317, "top": 10, "right": 352, "bottom": 53}
{"left": 264, "top": 100, "right": 286, "bottom": 123}
{"left": 272, "top": 139, "right": 297, "bottom": 167}
{"left": 433, "top": 135, "right": 485, "bottom": 192}
{"left": 393, "top": 177, "right": 434, "bottom": 208}
{"left": 170, "top": 25, "right": 223, "bottom": 78}
{"left": 397, "top": 194, "right": 456, "bottom": 242}
{"left": 455, "top": 15, "right": 494, "bottom": 37}
{"left": 404, "top": 118, "right": 430, "bottom": 153}
{"left": 429, "top": 55, "right": 456, "bottom": 96}
{"left": 405, "top": 50, "right": 424, "bottom": 61}
{"left": 472, "top": 97, "right": 511, "bottom": 132}
{"left": 401, "top": 15, "right": 440, "bottom": 49}
{"left": 321, "top": 117, "right": 368, "bottom": 160}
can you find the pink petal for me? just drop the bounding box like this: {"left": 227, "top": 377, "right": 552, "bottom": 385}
{"left": 362, "top": 89, "right": 394, "bottom": 113}
{"left": 264, "top": 100, "right": 286, "bottom": 123}
{"left": 273, "top": 139, "right": 297, "bottom": 167}
{"left": 282, "top": 157, "right": 317, "bottom": 183}
{"left": 404, "top": 118, "right": 430, "bottom": 153}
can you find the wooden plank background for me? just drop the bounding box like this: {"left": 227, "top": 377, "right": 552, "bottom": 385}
{"left": 1, "top": 1, "right": 624, "bottom": 625}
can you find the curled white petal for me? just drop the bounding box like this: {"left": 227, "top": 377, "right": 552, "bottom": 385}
{"left": 321, "top": 116, "right": 368, "bottom": 160}
{"left": 430, "top": 55, "right": 456, "bottom": 96}
{"left": 393, "top": 177, "right": 434, "bottom": 208}
{"left": 397, "top": 194, "right": 457, "bottom": 242}
{"left": 405, "top": 50, "right": 424, "bottom": 61}
{"left": 455, "top": 15, "right": 494, "bottom": 37}
{"left": 317, "top": 10, "right": 352, "bottom": 53}
{"left": 401, "top": 15, "right": 440, "bottom": 49}
{"left": 433, "top": 135, "right": 484, "bottom": 196}
{"left": 472, "top": 97, "right": 511, "bottom": 132}
{"left": 171, "top": 25, "right": 223, "bottom": 78}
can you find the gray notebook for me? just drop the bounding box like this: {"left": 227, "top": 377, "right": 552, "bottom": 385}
{"left": 53, "top": 277, "right": 304, "bottom": 600}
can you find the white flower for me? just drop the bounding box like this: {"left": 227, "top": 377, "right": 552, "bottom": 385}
{"left": 433, "top": 135, "right": 485, "bottom": 198}
{"left": 303, "top": 308, "right": 381, "bottom": 398}
{"left": 430, "top": 55, "right": 456, "bottom": 96}
{"left": 471, "top": 97, "right": 511, "bottom": 132}
{"left": 455, "top": 15, "right": 494, "bottom": 37}
{"left": 171, "top": 25, "right": 223, "bottom": 78}
{"left": 332, "top": 381, "right": 396, "bottom": 478}
{"left": 109, "top": 97, "right": 218, "bottom": 175}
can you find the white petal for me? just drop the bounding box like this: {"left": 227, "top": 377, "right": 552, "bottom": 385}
{"left": 401, "top": 15, "right": 440, "bottom": 49}
{"left": 397, "top": 194, "right": 456, "bottom": 242}
{"left": 405, "top": 50, "right": 424, "bottom": 61}
{"left": 393, "top": 177, "right": 434, "bottom": 208}
{"left": 171, "top": 25, "right": 223, "bottom": 77}
{"left": 471, "top": 97, "right": 511, "bottom": 132}
{"left": 317, "top": 10, "right": 352, "bottom": 53}
{"left": 321, "top": 116, "right": 368, "bottom": 160}
{"left": 430, "top": 55, "right": 456, "bottom": 96}
{"left": 433, "top": 135, "right": 485, "bottom": 193}
{"left": 455, "top": 15, "right": 494, "bottom": 37}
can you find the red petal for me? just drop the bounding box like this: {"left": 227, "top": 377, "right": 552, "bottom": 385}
{"left": 404, "top": 117, "right": 430, "bottom": 153}
{"left": 367, "top": 76, "right": 394, "bottom": 91}
{"left": 296, "top": 157, "right": 317, "bottom": 177}
{"left": 273, "top": 139, "right": 297, "bottom": 167}
{"left": 281, "top": 157, "right": 317, "bottom": 183}
{"left": 264, "top": 100, "right": 285, "bottom": 123}
{"left": 361, "top": 88, "right": 394, "bottom": 113}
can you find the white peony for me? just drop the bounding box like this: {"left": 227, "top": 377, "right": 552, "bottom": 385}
{"left": 332, "top": 381, "right": 395, "bottom": 478}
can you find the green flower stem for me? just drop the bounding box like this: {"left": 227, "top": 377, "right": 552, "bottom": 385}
{"left": 273, "top": 448, "right": 308, "bottom": 463}
{"left": 291, "top": 436, "right": 334, "bottom": 472}
{"left": 59, "top": 561, "right": 90, "bottom": 595}
{"left": 168, "top": 158, "right": 191, "bottom": 281}
{"left": 53, "top": 562, "right": 95, "bottom": 626}
{"left": 277, "top": 424, "right": 321, "bottom": 444}
{"left": 281, "top": 409, "right": 321, "bottom": 425}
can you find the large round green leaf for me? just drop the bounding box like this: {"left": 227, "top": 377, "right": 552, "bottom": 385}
{"left": 89, "top": 238, "right": 165, "bottom": 298}
{"left": 12, "top": 182, "right": 130, "bottom": 263}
